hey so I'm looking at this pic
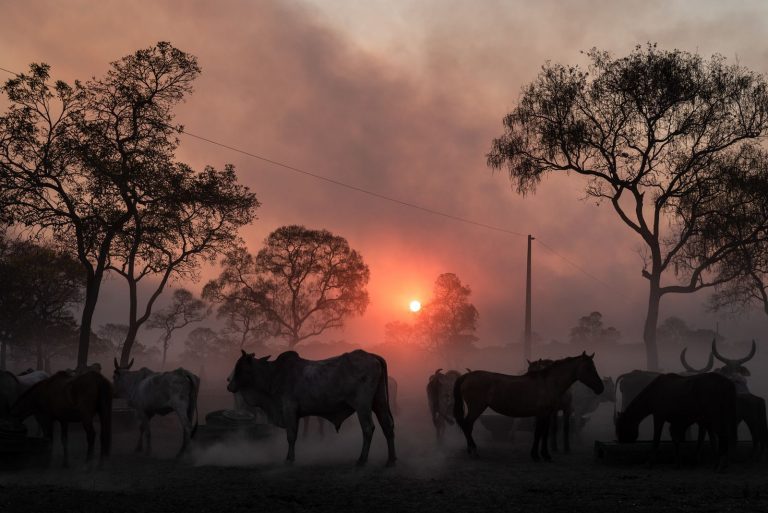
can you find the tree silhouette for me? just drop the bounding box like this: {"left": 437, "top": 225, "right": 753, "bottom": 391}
{"left": 488, "top": 44, "right": 768, "bottom": 369}
{"left": 0, "top": 234, "right": 83, "bottom": 369}
{"left": 147, "top": 288, "right": 208, "bottom": 369}
{"left": 416, "top": 273, "right": 479, "bottom": 360}
{"left": 568, "top": 311, "right": 621, "bottom": 350}
{"left": 0, "top": 42, "right": 229, "bottom": 369}
{"left": 205, "top": 226, "right": 370, "bottom": 349}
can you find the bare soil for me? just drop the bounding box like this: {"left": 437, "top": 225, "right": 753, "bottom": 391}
{"left": 1, "top": 410, "right": 767, "bottom": 513}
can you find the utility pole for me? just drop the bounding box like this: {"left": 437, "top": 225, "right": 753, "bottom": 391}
{"left": 524, "top": 234, "right": 534, "bottom": 362}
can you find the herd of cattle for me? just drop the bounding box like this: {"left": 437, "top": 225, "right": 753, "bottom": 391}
{"left": 0, "top": 338, "right": 764, "bottom": 470}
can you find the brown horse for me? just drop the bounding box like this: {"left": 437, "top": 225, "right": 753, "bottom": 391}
{"left": 453, "top": 352, "right": 603, "bottom": 461}
{"left": 10, "top": 371, "right": 112, "bottom": 467}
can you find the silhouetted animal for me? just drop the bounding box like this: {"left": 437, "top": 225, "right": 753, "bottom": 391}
{"left": 16, "top": 369, "right": 50, "bottom": 389}
{"left": 681, "top": 342, "right": 767, "bottom": 459}
{"left": 427, "top": 368, "right": 462, "bottom": 442}
{"left": 227, "top": 349, "right": 396, "bottom": 466}
{"left": 112, "top": 358, "right": 199, "bottom": 457}
{"left": 454, "top": 352, "right": 604, "bottom": 461}
{"left": 0, "top": 370, "right": 20, "bottom": 417}
{"left": 712, "top": 339, "right": 756, "bottom": 394}
{"left": 615, "top": 370, "right": 662, "bottom": 419}
{"left": 10, "top": 371, "right": 112, "bottom": 467}
{"left": 615, "top": 372, "right": 736, "bottom": 470}
{"left": 526, "top": 358, "right": 615, "bottom": 452}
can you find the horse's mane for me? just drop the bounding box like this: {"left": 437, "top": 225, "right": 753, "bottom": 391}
{"left": 525, "top": 355, "right": 582, "bottom": 377}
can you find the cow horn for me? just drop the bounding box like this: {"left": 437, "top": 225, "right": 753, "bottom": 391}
{"left": 113, "top": 357, "right": 119, "bottom": 369}
{"left": 680, "top": 347, "right": 713, "bottom": 373}
{"left": 466, "top": 368, "right": 472, "bottom": 373}
{"left": 713, "top": 338, "right": 756, "bottom": 366}
{"left": 241, "top": 349, "right": 247, "bottom": 357}
{"left": 434, "top": 368, "right": 443, "bottom": 376}
{"left": 127, "top": 358, "right": 134, "bottom": 370}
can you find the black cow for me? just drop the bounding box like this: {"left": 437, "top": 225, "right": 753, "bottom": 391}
{"left": 615, "top": 372, "right": 736, "bottom": 470}
{"left": 227, "top": 349, "right": 396, "bottom": 466}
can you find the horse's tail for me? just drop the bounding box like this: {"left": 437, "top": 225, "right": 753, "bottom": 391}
{"left": 98, "top": 377, "right": 112, "bottom": 457}
{"left": 186, "top": 372, "right": 200, "bottom": 438}
{"left": 453, "top": 373, "right": 468, "bottom": 429}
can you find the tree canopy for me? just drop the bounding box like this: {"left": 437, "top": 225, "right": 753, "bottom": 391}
{"left": 488, "top": 44, "right": 768, "bottom": 369}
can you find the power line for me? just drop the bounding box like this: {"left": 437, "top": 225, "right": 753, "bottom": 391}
{"left": 0, "top": 64, "right": 620, "bottom": 293}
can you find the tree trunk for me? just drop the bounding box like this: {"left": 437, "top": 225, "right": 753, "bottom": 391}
{"left": 120, "top": 322, "right": 141, "bottom": 367}
{"left": 161, "top": 337, "right": 169, "bottom": 370}
{"left": 643, "top": 276, "right": 662, "bottom": 371}
{"left": 77, "top": 274, "right": 103, "bottom": 369}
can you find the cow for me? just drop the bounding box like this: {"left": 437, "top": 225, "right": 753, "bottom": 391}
{"left": 227, "top": 349, "right": 396, "bottom": 466}
{"left": 427, "top": 368, "right": 462, "bottom": 442}
{"left": 615, "top": 372, "right": 737, "bottom": 470}
{"left": 112, "top": 358, "right": 200, "bottom": 457}
{"left": 682, "top": 341, "right": 768, "bottom": 459}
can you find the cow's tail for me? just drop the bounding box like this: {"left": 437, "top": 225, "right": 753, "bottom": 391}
{"left": 98, "top": 377, "right": 113, "bottom": 458}
{"left": 374, "top": 355, "right": 394, "bottom": 427}
{"left": 453, "top": 373, "right": 468, "bottom": 429}
{"left": 186, "top": 372, "right": 199, "bottom": 438}
{"left": 613, "top": 372, "right": 628, "bottom": 424}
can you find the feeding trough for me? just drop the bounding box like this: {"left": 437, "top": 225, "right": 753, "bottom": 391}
{"left": 194, "top": 409, "right": 274, "bottom": 447}
{"left": 595, "top": 440, "right": 758, "bottom": 465}
{"left": 0, "top": 419, "right": 51, "bottom": 470}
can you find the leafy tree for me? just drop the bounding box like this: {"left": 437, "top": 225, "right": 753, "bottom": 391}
{"left": 209, "top": 294, "right": 269, "bottom": 351}
{"left": 180, "top": 327, "right": 232, "bottom": 364}
{"left": 488, "top": 44, "right": 768, "bottom": 369}
{"left": 0, "top": 235, "right": 83, "bottom": 369}
{"left": 97, "top": 323, "right": 159, "bottom": 366}
{"left": 205, "top": 226, "right": 370, "bottom": 349}
{"left": 147, "top": 288, "right": 208, "bottom": 369}
{"left": 416, "top": 273, "right": 479, "bottom": 359}
{"left": 0, "top": 42, "right": 253, "bottom": 370}
{"left": 568, "top": 311, "right": 621, "bottom": 350}
{"left": 383, "top": 321, "right": 419, "bottom": 347}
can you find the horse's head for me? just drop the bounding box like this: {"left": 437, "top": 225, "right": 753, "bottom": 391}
{"left": 227, "top": 350, "right": 271, "bottom": 394}
{"left": 575, "top": 352, "right": 604, "bottom": 395}
{"left": 615, "top": 411, "right": 638, "bottom": 443}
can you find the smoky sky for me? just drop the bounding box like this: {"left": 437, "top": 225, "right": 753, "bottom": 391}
{"left": 2, "top": 0, "right": 768, "bottom": 355}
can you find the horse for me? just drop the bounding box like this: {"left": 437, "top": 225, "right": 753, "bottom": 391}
{"left": 9, "top": 371, "right": 112, "bottom": 467}
{"left": 427, "top": 368, "right": 463, "bottom": 442}
{"left": 453, "top": 352, "right": 604, "bottom": 461}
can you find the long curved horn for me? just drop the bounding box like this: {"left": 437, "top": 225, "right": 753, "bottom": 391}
{"left": 713, "top": 338, "right": 756, "bottom": 366}
{"left": 680, "top": 347, "right": 714, "bottom": 373}
{"left": 434, "top": 368, "right": 443, "bottom": 376}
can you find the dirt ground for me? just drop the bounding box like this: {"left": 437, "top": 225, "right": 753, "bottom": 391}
{"left": 2, "top": 404, "right": 768, "bottom": 513}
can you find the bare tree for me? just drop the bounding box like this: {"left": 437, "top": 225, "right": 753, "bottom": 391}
{"left": 147, "top": 288, "right": 208, "bottom": 369}
{"left": 488, "top": 44, "right": 768, "bottom": 369}
{"left": 205, "top": 226, "right": 370, "bottom": 349}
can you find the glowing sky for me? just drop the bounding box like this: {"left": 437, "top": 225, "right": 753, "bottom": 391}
{"left": 3, "top": 0, "right": 768, "bottom": 348}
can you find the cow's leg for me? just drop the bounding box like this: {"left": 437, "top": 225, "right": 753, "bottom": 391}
{"left": 173, "top": 403, "right": 193, "bottom": 458}
{"left": 373, "top": 401, "right": 396, "bottom": 466}
{"left": 563, "top": 407, "right": 571, "bottom": 454}
{"left": 83, "top": 417, "right": 96, "bottom": 463}
{"left": 355, "top": 408, "right": 376, "bottom": 466}
{"left": 648, "top": 415, "right": 664, "bottom": 467}
{"left": 694, "top": 423, "right": 707, "bottom": 464}
{"left": 135, "top": 413, "right": 148, "bottom": 453}
{"left": 60, "top": 422, "right": 69, "bottom": 468}
{"left": 435, "top": 417, "right": 445, "bottom": 444}
{"left": 145, "top": 415, "right": 154, "bottom": 455}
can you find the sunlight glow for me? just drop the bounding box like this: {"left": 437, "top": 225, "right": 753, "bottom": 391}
{"left": 409, "top": 299, "right": 421, "bottom": 313}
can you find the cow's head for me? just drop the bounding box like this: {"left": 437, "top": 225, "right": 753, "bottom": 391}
{"left": 615, "top": 411, "right": 638, "bottom": 443}
{"left": 713, "top": 338, "right": 755, "bottom": 378}
{"left": 112, "top": 357, "right": 134, "bottom": 397}
{"left": 227, "top": 350, "right": 271, "bottom": 394}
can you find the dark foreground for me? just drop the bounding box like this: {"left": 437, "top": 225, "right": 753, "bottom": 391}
{"left": 1, "top": 417, "right": 767, "bottom": 513}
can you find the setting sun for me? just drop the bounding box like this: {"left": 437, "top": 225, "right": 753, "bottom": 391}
{"left": 409, "top": 299, "right": 421, "bottom": 313}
